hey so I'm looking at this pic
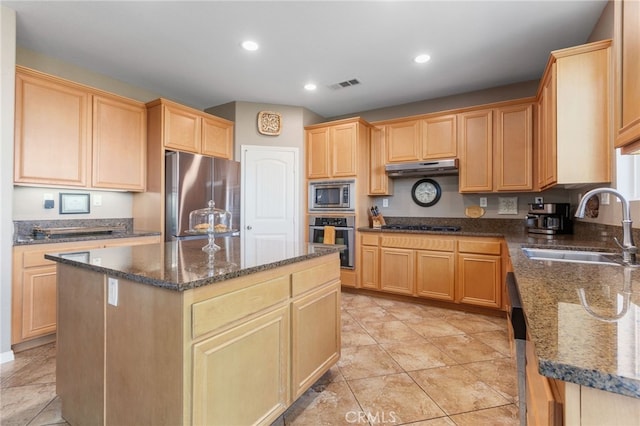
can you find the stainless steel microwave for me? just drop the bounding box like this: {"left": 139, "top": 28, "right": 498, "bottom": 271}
{"left": 309, "top": 180, "right": 355, "bottom": 211}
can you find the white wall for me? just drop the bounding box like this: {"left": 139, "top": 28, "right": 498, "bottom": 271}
{"left": 1, "top": 5, "right": 16, "bottom": 362}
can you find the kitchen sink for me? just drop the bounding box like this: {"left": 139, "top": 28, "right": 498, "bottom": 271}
{"left": 521, "top": 248, "right": 621, "bottom": 266}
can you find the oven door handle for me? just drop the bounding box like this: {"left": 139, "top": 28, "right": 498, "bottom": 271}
{"left": 309, "top": 226, "right": 353, "bottom": 231}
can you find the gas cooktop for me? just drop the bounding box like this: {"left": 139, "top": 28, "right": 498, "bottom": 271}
{"left": 381, "top": 224, "right": 461, "bottom": 232}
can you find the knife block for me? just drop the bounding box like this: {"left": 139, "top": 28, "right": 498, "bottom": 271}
{"left": 371, "top": 214, "right": 385, "bottom": 229}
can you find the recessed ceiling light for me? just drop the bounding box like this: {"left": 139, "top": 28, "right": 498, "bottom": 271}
{"left": 304, "top": 83, "right": 317, "bottom": 91}
{"left": 414, "top": 54, "right": 431, "bottom": 64}
{"left": 242, "top": 40, "right": 259, "bottom": 51}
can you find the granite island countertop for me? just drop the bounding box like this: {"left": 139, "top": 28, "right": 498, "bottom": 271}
{"left": 44, "top": 236, "right": 343, "bottom": 292}
{"left": 359, "top": 220, "right": 640, "bottom": 399}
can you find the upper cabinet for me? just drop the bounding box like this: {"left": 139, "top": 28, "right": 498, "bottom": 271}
{"left": 368, "top": 126, "right": 392, "bottom": 195}
{"left": 14, "top": 66, "right": 146, "bottom": 191}
{"left": 384, "top": 113, "right": 457, "bottom": 163}
{"left": 536, "top": 40, "right": 612, "bottom": 189}
{"left": 458, "top": 101, "right": 533, "bottom": 193}
{"left": 305, "top": 118, "right": 370, "bottom": 179}
{"left": 146, "top": 98, "right": 234, "bottom": 159}
{"left": 614, "top": 0, "right": 640, "bottom": 154}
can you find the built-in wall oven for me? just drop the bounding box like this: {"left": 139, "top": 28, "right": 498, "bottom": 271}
{"left": 308, "top": 215, "right": 355, "bottom": 269}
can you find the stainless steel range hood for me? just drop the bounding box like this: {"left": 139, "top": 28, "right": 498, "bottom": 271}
{"left": 385, "top": 158, "right": 459, "bottom": 178}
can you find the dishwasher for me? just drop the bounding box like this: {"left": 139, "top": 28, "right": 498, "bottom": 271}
{"left": 506, "top": 272, "right": 526, "bottom": 426}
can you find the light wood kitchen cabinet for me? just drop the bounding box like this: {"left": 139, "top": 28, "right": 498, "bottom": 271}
{"left": 526, "top": 339, "right": 563, "bottom": 426}
{"left": 458, "top": 109, "right": 494, "bottom": 192}
{"left": 92, "top": 94, "right": 146, "bottom": 191}
{"left": 422, "top": 114, "right": 457, "bottom": 159}
{"left": 56, "top": 252, "right": 341, "bottom": 425}
{"left": 384, "top": 114, "right": 457, "bottom": 164}
{"left": 11, "top": 236, "right": 160, "bottom": 347}
{"left": 14, "top": 66, "right": 147, "bottom": 191}
{"left": 385, "top": 119, "right": 421, "bottom": 163}
{"left": 614, "top": 0, "right": 640, "bottom": 154}
{"left": 369, "top": 126, "right": 392, "bottom": 195}
{"left": 415, "top": 250, "right": 455, "bottom": 301}
{"left": 14, "top": 67, "right": 91, "bottom": 187}
{"left": 305, "top": 118, "right": 370, "bottom": 179}
{"left": 495, "top": 103, "right": 533, "bottom": 191}
{"left": 536, "top": 40, "right": 611, "bottom": 189}
{"left": 380, "top": 247, "right": 414, "bottom": 295}
{"left": 146, "top": 98, "right": 234, "bottom": 159}
{"left": 359, "top": 234, "right": 380, "bottom": 289}
{"left": 457, "top": 238, "right": 502, "bottom": 308}
{"left": 459, "top": 101, "right": 534, "bottom": 193}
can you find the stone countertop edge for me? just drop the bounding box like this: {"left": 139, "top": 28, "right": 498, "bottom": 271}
{"left": 44, "top": 245, "right": 342, "bottom": 292}
{"left": 14, "top": 231, "right": 161, "bottom": 246}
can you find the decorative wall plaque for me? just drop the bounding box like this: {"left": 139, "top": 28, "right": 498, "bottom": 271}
{"left": 257, "top": 111, "right": 282, "bottom": 135}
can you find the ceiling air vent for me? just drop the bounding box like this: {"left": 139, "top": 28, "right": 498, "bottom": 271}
{"left": 329, "top": 78, "right": 361, "bottom": 90}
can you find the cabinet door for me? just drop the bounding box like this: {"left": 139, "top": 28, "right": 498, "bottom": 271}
{"left": 369, "top": 126, "right": 392, "bottom": 195}
{"left": 380, "top": 248, "right": 414, "bottom": 295}
{"left": 422, "top": 114, "right": 457, "bottom": 159}
{"left": 526, "top": 340, "right": 563, "bottom": 426}
{"left": 21, "top": 266, "right": 57, "bottom": 340}
{"left": 538, "top": 67, "right": 557, "bottom": 189}
{"left": 360, "top": 245, "right": 379, "bottom": 289}
{"left": 386, "top": 120, "right": 421, "bottom": 163}
{"left": 458, "top": 109, "right": 493, "bottom": 192}
{"left": 307, "top": 127, "right": 331, "bottom": 179}
{"left": 331, "top": 122, "right": 357, "bottom": 177}
{"left": 415, "top": 250, "right": 455, "bottom": 301}
{"left": 92, "top": 95, "right": 146, "bottom": 191}
{"left": 291, "top": 282, "right": 340, "bottom": 399}
{"left": 457, "top": 253, "right": 501, "bottom": 308}
{"left": 163, "top": 104, "right": 201, "bottom": 153}
{"left": 14, "top": 69, "right": 90, "bottom": 187}
{"left": 202, "top": 115, "right": 234, "bottom": 159}
{"left": 615, "top": 0, "right": 640, "bottom": 152}
{"left": 192, "top": 306, "right": 290, "bottom": 425}
{"left": 495, "top": 103, "right": 533, "bottom": 191}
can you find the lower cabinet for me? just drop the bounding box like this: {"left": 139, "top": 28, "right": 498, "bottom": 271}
{"left": 56, "top": 253, "right": 341, "bottom": 425}
{"left": 380, "top": 248, "right": 414, "bottom": 295}
{"left": 526, "top": 339, "right": 564, "bottom": 426}
{"left": 358, "top": 233, "right": 503, "bottom": 309}
{"left": 11, "top": 236, "right": 160, "bottom": 347}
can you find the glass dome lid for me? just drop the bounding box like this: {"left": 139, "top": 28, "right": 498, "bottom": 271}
{"left": 188, "top": 200, "right": 232, "bottom": 234}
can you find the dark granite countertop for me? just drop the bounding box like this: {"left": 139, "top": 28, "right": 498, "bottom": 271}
{"left": 44, "top": 237, "right": 343, "bottom": 292}
{"left": 359, "top": 217, "right": 640, "bottom": 399}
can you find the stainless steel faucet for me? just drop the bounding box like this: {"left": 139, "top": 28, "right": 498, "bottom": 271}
{"left": 575, "top": 188, "right": 637, "bottom": 265}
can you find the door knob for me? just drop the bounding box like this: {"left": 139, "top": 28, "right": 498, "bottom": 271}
{"left": 246, "top": 225, "right": 252, "bottom": 230}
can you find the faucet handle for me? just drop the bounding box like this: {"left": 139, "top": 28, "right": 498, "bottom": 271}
{"left": 614, "top": 236, "right": 624, "bottom": 249}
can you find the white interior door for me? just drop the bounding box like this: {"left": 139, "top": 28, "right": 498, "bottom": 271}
{"left": 241, "top": 145, "right": 299, "bottom": 266}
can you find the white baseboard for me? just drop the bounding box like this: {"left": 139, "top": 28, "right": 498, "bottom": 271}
{"left": 0, "top": 350, "right": 15, "bottom": 364}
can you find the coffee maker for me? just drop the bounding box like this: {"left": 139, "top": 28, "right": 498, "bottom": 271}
{"left": 525, "top": 203, "right": 573, "bottom": 235}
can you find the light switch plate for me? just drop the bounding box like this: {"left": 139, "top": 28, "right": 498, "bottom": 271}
{"left": 479, "top": 197, "right": 487, "bottom": 208}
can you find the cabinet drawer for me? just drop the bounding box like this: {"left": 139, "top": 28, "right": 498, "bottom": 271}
{"left": 192, "top": 275, "right": 289, "bottom": 338}
{"left": 361, "top": 233, "right": 379, "bottom": 246}
{"left": 292, "top": 258, "right": 340, "bottom": 297}
{"left": 381, "top": 235, "right": 455, "bottom": 252}
{"left": 458, "top": 239, "right": 501, "bottom": 255}
{"left": 23, "top": 249, "right": 57, "bottom": 268}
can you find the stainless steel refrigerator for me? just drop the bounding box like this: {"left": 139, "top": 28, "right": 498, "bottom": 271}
{"left": 165, "top": 151, "right": 241, "bottom": 241}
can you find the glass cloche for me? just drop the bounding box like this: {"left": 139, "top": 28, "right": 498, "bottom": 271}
{"left": 188, "top": 200, "right": 232, "bottom": 253}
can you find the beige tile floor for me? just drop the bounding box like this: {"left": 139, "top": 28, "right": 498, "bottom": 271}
{"left": 1, "top": 291, "right": 518, "bottom": 425}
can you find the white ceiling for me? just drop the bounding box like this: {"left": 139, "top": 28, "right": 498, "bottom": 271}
{"left": 2, "top": 0, "right": 608, "bottom": 118}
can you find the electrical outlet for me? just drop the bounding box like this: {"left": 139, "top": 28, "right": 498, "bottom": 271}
{"left": 534, "top": 197, "right": 543, "bottom": 204}
{"left": 601, "top": 193, "right": 610, "bottom": 205}
{"left": 93, "top": 194, "right": 102, "bottom": 206}
{"left": 479, "top": 197, "right": 487, "bottom": 208}
{"left": 382, "top": 198, "right": 389, "bottom": 208}
{"left": 108, "top": 277, "right": 118, "bottom": 306}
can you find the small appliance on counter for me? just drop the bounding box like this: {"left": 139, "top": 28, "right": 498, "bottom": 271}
{"left": 525, "top": 203, "right": 573, "bottom": 235}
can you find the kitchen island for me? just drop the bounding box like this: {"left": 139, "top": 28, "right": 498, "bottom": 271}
{"left": 45, "top": 237, "right": 342, "bottom": 426}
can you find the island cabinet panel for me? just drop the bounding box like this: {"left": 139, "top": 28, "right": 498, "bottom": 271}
{"left": 614, "top": 0, "right": 640, "bottom": 153}
{"left": 192, "top": 306, "right": 290, "bottom": 426}
{"left": 14, "top": 68, "right": 90, "bottom": 187}
{"left": 526, "top": 340, "right": 563, "bottom": 426}
{"left": 291, "top": 281, "right": 341, "bottom": 399}
{"left": 415, "top": 250, "right": 455, "bottom": 301}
